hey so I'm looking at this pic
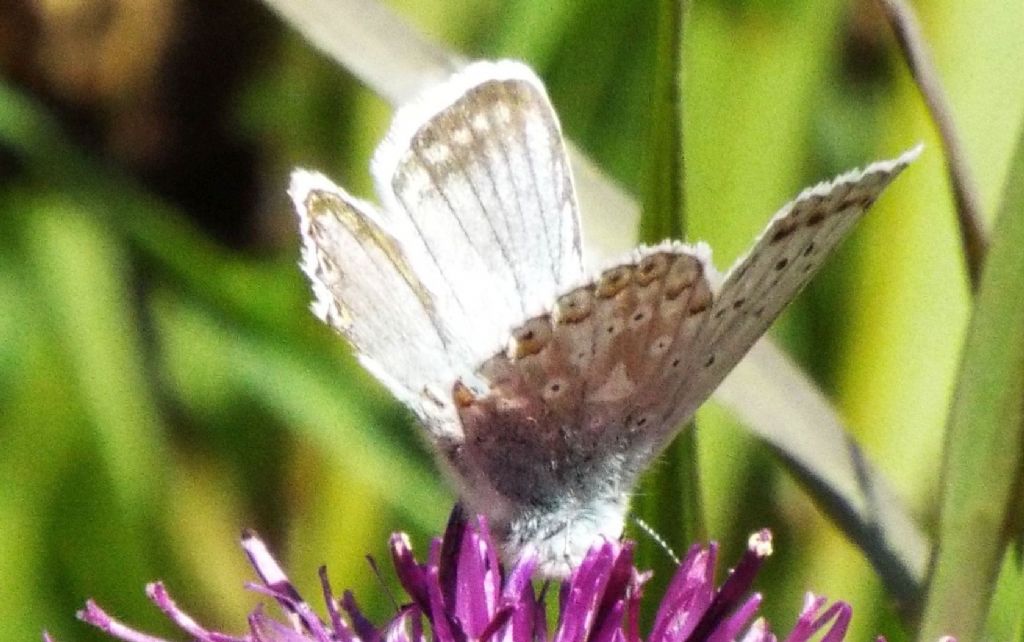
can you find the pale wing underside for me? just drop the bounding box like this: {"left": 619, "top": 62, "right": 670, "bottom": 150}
{"left": 373, "top": 60, "right": 584, "bottom": 364}
{"left": 291, "top": 171, "right": 464, "bottom": 440}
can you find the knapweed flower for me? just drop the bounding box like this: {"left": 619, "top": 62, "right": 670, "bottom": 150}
{"left": 51, "top": 510, "right": 924, "bottom": 642}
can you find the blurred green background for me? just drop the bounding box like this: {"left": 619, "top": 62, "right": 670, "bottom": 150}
{"left": 1, "top": 1, "right": 1021, "bottom": 641}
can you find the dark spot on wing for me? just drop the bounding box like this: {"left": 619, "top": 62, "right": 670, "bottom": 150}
{"left": 770, "top": 224, "right": 797, "bottom": 243}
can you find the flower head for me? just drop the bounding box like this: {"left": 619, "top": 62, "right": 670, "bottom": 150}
{"left": 54, "top": 509, "right": 936, "bottom": 642}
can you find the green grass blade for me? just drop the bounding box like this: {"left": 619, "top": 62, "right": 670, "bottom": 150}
{"left": 153, "top": 290, "right": 449, "bottom": 531}
{"left": 983, "top": 543, "right": 1024, "bottom": 640}
{"left": 631, "top": 0, "right": 702, "bottom": 613}
{"left": 918, "top": 119, "right": 1024, "bottom": 641}
{"left": 638, "top": 0, "right": 686, "bottom": 244}
{"left": 0, "top": 78, "right": 450, "bottom": 533}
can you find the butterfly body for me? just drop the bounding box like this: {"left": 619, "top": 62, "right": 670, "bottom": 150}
{"left": 292, "top": 60, "right": 918, "bottom": 577}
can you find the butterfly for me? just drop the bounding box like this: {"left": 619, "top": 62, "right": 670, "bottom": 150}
{"left": 290, "top": 59, "right": 919, "bottom": 577}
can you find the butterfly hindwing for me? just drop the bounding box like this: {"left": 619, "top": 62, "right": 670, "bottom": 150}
{"left": 456, "top": 245, "right": 718, "bottom": 508}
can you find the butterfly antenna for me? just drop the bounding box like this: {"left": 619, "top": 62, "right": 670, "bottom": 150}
{"left": 629, "top": 515, "right": 681, "bottom": 566}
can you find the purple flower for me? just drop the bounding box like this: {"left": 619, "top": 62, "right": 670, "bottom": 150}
{"left": 48, "top": 510, "right": 944, "bottom": 642}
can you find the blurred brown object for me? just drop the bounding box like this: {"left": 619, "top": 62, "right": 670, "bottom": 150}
{"left": 0, "top": 0, "right": 275, "bottom": 247}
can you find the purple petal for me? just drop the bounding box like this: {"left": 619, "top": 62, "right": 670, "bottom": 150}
{"left": 146, "top": 582, "right": 225, "bottom": 641}
{"left": 489, "top": 552, "right": 540, "bottom": 642}
{"left": 811, "top": 601, "right": 852, "bottom": 642}
{"left": 503, "top": 553, "right": 539, "bottom": 602}
{"left": 590, "top": 599, "right": 626, "bottom": 642}
{"left": 439, "top": 507, "right": 469, "bottom": 609}
{"left": 383, "top": 606, "right": 424, "bottom": 642}
{"left": 706, "top": 593, "right": 762, "bottom": 642}
{"left": 455, "top": 521, "right": 494, "bottom": 636}
{"left": 318, "top": 567, "right": 356, "bottom": 642}
{"left": 477, "top": 603, "right": 517, "bottom": 642}
{"left": 424, "top": 540, "right": 466, "bottom": 642}
{"left": 498, "top": 584, "right": 540, "bottom": 642}
{"left": 554, "top": 541, "right": 611, "bottom": 642}
{"left": 738, "top": 618, "right": 776, "bottom": 642}
{"left": 648, "top": 544, "right": 717, "bottom": 642}
{"left": 555, "top": 539, "right": 625, "bottom": 642}
{"left": 77, "top": 600, "right": 173, "bottom": 642}
{"left": 390, "top": 532, "right": 431, "bottom": 611}
{"left": 598, "top": 542, "right": 635, "bottom": 615}
{"left": 249, "top": 607, "right": 311, "bottom": 642}
{"left": 476, "top": 515, "right": 503, "bottom": 601}
{"left": 243, "top": 581, "right": 333, "bottom": 642}
{"left": 687, "top": 531, "right": 771, "bottom": 642}
{"left": 623, "top": 569, "right": 650, "bottom": 642}
{"left": 782, "top": 594, "right": 833, "bottom": 642}
{"left": 243, "top": 531, "right": 303, "bottom": 606}
{"left": 343, "top": 590, "right": 380, "bottom": 642}
{"left": 411, "top": 606, "right": 426, "bottom": 642}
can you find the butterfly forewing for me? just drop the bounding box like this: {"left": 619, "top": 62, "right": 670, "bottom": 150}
{"left": 372, "top": 61, "right": 584, "bottom": 364}
{"left": 661, "top": 146, "right": 921, "bottom": 439}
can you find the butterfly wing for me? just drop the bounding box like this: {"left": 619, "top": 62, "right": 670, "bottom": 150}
{"left": 659, "top": 145, "right": 923, "bottom": 442}
{"left": 291, "top": 171, "right": 467, "bottom": 440}
{"left": 457, "top": 243, "right": 717, "bottom": 498}
{"left": 373, "top": 60, "right": 584, "bottom": 365}
{"left": 294, "top": 60, "right": 584, "bottom": 443}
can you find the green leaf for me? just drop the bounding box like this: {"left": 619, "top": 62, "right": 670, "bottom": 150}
{"left": 919, "top": 119, "right": 1024, "bottom": 641}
